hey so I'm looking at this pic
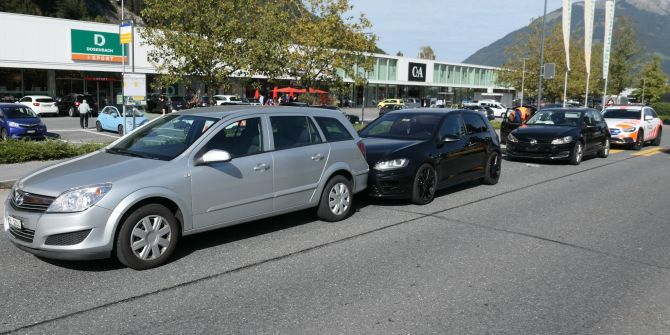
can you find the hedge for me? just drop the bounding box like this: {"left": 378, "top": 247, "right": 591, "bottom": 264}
{"left": 0, "top": 140, "right": 106, "bottom": 164}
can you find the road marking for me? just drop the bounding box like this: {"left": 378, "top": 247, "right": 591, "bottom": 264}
{"left": 633, "top": 147, "right": 665, "bottom": 157}
{"left": 609, "top": 149, "right": 624, "bottom": 154}
{"left": 82, "top": 129, "right": 119, "bottom": 139}
{"left": 50, "top": 129, "right": 119, "bottom": 139}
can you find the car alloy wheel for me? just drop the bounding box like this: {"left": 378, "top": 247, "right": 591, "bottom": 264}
{"left": 116, "top": 204, "right": 179, "bottom": 270}
{"left": 652, "top": 128, "right": 662, "bottom": 146}
{"left": 68, "top": 107, "right": 75, "bottom": 117}
{"left": 118, "top": 125, "right": 124, "bottom": 136}
{"left": 598, "top": 138, "right": 610, "bottom": 158}
{"left": 634, "top": 129, "right": 644, "bottom": 150}
{"left": 328, "top": 182, "right": 351, "bottom": 216}
{"left": 482, "top": 152, "right": 501, "bottom": 185}
{"left": 96, "top": 121, "right": 102, "bottom": 132}
{"left": 570, "top": 142, "right": 583, "bottom": 165}
{"left": 317, "top": 175, "right": 353, "bottom": 222}
{"left": 412, "top": 163, "right": 437, "bottom": 205}
{"left": 1, "top": 128, "right": 7, "bottom": 141}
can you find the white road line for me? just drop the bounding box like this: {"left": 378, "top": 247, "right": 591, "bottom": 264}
{"left": 82, "top": 129, "right": 119, "bottom": 138}
{"left": 50, "top": 129, "right": 119, "bottom": 139}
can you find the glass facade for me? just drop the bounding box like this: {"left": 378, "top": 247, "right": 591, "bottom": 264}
{"left": 433, "top": 63, "right": 498, "bottom": 87}
{"left": 0, "top": 68, "right": 48, "bottom": 101}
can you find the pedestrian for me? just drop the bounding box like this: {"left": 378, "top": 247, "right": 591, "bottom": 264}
{"left": 159, "top": 96, "right": 167, "bottom": 115}
{"left": 259, "top": 94, "right": 265, "bottom": 106}
{"left": 78, "top": 99, "right": 91, "bottom": 129}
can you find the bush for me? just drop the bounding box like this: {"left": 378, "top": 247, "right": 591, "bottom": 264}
{"left": 652, "top": 102, "right": 670, "bottom": 116}
{"left": 0, "top": 140, "right": 106, "bottom": 164}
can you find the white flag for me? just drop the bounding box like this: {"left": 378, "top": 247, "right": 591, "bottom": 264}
{"left": 563, "top": 0, "right": 572, "bottom": 71}
{"left": 584, "top": 0, "right": 596, "bottom": 75}
{"left": 603, "top": 0, "right": 616, "bottom": 80}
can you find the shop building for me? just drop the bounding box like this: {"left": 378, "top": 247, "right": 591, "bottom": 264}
{"left": 0, "top": 12, "right": 513, "bottom": 106}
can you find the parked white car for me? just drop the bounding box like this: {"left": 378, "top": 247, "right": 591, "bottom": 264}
{"left": 17, "top": 96, "right": 59, "bottom": 116}
{"left": 478, "top": 100, "right": 506, "bottom": 118}
{"left": 213, "top": 95, "right": 249, "bottom": 106}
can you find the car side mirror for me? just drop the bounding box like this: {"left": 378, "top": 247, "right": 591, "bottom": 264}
{"left": 644, "top": 115, "right": 653, "bottom": 121}
{"left": 195, "top": 149, "right": 232, "bottom": 166}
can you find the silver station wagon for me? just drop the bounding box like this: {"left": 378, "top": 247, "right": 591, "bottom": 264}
{"left": 4, "top": 107, "right": 369, "bottom": 269}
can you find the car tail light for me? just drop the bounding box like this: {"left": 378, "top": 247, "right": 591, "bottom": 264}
{"left": 33, "top": 102, "right": 40, "bottom": 106}
{"left": 357, "top": 140, "right": 366, "bottom": 159}
{"left": 75, "top": 102, "right": 80, "bottom": 106}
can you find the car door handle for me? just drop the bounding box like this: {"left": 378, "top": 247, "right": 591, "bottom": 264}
{"left": 253, "top": 163, "right": 270, "bottom": 171}
{"left": 311, "top": 153, "right": 324, "bottom": 161}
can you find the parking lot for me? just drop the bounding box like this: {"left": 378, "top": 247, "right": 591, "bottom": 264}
{"left": 41, "top": 113, "right": 163, "bottom": 144}
{"left": 1, "top": 126, "right": 669, "bottom": 334}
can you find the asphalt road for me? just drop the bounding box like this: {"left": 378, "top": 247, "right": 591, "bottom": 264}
{"left": 41, "top": 112, "right": 163, "bottom": 144}
{"left": 1, "top": 127, "right": 670, "bottom": 334}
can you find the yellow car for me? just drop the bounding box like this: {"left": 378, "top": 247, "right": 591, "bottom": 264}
{"left": 377, "top": 98, "right": 405, "bottom": 109}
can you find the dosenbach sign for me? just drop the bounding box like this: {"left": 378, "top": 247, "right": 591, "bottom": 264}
{"left": 71, "top": 29, "right": 127, "bottom": 63}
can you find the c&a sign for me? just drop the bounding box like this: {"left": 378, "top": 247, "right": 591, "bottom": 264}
{"left": 408, "top": 62, "right": 427, "bottom": 82}
{"left": 71, "top": 29, "right": 127, "bottom": 63}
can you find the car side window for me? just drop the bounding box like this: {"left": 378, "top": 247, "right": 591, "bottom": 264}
{"left": 271, "top": 116, "right": 318, "bottom": 150}
{"left": 462, "top": 113, "right": 487, "bottom": 134}
{"left": 315, "top": 117, "right": 353, "bottom": 142}
{"left": 644, "top": 108, "right": 654, "bottom": 119}
{"left": 307, "top": 117, "right": 323, "bottom": 144}
{"left": 650, "top": 109, "right": 659, "bottom": 118}
{"left": 439, "top": 114, "right": 465, "bottom": 138}
{"left": 20, "top": 97, "right": 31, "bottom": 102}
{"left": 583, "top": 112, "right": 596, "bottom": 126}
{"left": 202, "top": 117, "right": 263, "bottom": 158}
{"left": 591, "top": 110, "right": 604, "bottom": 123}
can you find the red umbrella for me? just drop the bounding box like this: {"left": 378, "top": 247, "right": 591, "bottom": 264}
{"left": 272, "top": 86, "right": 278, "bottom": 99}
{"left": 254, "top": 89, "right": 259, "bottom": 99}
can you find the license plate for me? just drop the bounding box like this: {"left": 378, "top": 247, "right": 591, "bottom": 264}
{"left": 7, "top": 216, "right": 22, "bottom": 230}
{"left": 26, "top": 130, "right": 35, "bottom": 134}
{"left": 43, "top": 104, "right": 52, "bottom": 107}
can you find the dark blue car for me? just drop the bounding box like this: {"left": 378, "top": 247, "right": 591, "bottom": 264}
{"left": 0, "top": 103, "right": 48, "bottom": 140}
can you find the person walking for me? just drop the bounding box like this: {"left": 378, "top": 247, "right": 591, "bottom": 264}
{"left": 79, "top": 99, "right": 91, "bottom": 129}
{"left": 159, "top": 96, "right": 167, "bottom": 115}
{"left": 259, "top": 94, "right": 265, "bottom": 106}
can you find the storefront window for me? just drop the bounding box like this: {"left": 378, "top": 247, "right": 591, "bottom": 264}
{"left": 388, "top": 59, "right": 397, "bottom": 81}
{"left": 0, "top": 69, "right": 22, "bottom": 101}
{"left": 378, "top": 58, "right": 388, "bottom": 81}
{"left": 23, "top": 69, "right": 48, "bottom": 94}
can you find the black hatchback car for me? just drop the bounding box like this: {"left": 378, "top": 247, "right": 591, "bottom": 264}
{"left": 506, "top": 108, "right": 610, "bottom": 165}
{"left": 360, "top": 109, "right": 502, "bottom": 204}
{"left": 56, "top": 93, "right": 98, "bottom": 117}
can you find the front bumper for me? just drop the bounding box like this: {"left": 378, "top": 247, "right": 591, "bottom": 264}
{"left": 4, "top": 197, "right": 115, "bottom": 260}
{"left": 367, "top": 168, "right": 414, "bottom": 199}
{"left": 9, "top": 126, "right": 47, "bottom": 139}
{"left": 506, "top": 142, "right": 574, "bottom": 160}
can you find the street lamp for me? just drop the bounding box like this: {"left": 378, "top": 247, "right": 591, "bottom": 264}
{"left": 537, "top": 0, "right": 548, "bottom": 108}
{"left": 520, "top": 57, "right": 527, "bottom": 106}
{"left": 641, "top": 78, "right": 646, "bottom": 105}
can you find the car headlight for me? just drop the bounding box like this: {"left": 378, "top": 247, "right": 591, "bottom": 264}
{"left": 623, "top": 127, "right": 636, "bottom": 132}
{"left": 8, "top": 121, "right": 20, "bottom": 127}
{"left": 374, "top": 158, "right": 409, "bottom": 171}
{"left": 47, "top": 183, "right": 112, "bottom": 213}
{"left": 507, "top": 133, "right": 519, "bottom": 143}
{"left": 551, "top": 136, "right": 573, "bottom": 145}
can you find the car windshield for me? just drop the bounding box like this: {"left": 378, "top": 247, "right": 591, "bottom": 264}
{"left": 603, "top": 109, "right": 641, "bottom": 119}
{"left": 360, "top": 113, "right": 440, "bottom": 140}
{"left": 526, "top": 109, "right": 582, "bottom": 127}
{"left": 107, "top": 114, "right": 219, "bottom": 160}
{"left": 2, "top": 106, "right": 38, "bottom": 118}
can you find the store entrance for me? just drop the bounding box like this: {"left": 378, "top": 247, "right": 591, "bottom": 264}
{"left": 85, "top": 77, "right": 119, "bottom": 108}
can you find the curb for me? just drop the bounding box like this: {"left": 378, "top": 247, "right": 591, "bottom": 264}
{"left": 0, "top": 180, "right": 16, "bottom": 189}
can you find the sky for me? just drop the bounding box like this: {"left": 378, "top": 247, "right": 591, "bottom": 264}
{"left": 347, "top": 0, "right": 563, "bottom": 63}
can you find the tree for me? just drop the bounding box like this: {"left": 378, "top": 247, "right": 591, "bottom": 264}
{"left": 396, "top": 51, "right": 404, "bottom": 57}
{"left": 607, "top": 16, "right": 641, "bottom": 95}
{"left": 418, "top": 46, "right": 435, "bottom": 60}
{"left": 631, "top": 55, "right": 669, "bottom": 104}
{"left": 55, "top": 0, "right": 88, "bottom": 20}
{"left": 284, "top": 0, "right": 378, "bottom": 92}
{"left": 140, "top": 0, "right": 291, "bottom": 100}
{"left": 0, "top": 0, "right": 42, "bottom": 15}
{"left": 497, "top": 20, "right": 603, "bottom": 104}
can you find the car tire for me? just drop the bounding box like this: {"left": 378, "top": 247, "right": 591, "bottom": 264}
{"left": 652, "top": 128, "right": 662, "bottom": 146}
{"left": 68, "top": 107, "right": 75, "bottom": 117}
{"left": 481, "top": 152, "right": 501, "bottom": 185}
{"left": 115, "top": 204, "right": 180, "bottom": 270}
{"left": 570, "top": 141, "right": 583, "bottom": 165}
{"left": 118, "top": 125, "right": 124, "bottom": 136}
{"left": 411, "top": 163, "right": 437, "bottom": 205}
{"left": 317, "top": 175, "right": 353, "bottom": 222}
{"left": 633, "top": 129, "right": 644, "bottom": 150}
{"left": 598, "top": 137, "right": 610, "bottom": 158}
{"left": 1, "top": 128, "right": 7, "bottom": 141}
{"left": 96, "top": 121, "right": 102, "bottom": 132}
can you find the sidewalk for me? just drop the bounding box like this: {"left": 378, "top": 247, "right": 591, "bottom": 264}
{"left": 0, "top": 160, "right": 64, "bottom": 189}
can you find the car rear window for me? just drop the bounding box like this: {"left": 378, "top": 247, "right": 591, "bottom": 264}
{"left": 315, "top": 117, "right": 353, "bottom": 142}
{"left": 603, "top": 109, "right": 641, "bottom": 119}
{"left": 36, "top": 98, "right": 54, "bottom": 103}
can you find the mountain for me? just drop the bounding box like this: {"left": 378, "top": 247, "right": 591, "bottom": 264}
{"left": 463, "top": 0, "right": 670, "bottom": 74}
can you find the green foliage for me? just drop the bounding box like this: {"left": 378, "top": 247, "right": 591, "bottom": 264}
{"left": 0, "top": 140, "right": 105, "bottom": 164}
{"left": 608, "top": 17, "right": 641, "bottom": 95}
{"left": 631, "top": 56, "right": 670, "bottom": 104}
{"left": 651, "top": 102, "right": 670, "bottom": 116}
{"left": 418, "top": 46, "right": 436, "bottom": 60}
{"left": 0, "top": 0, "right": 42, "bottom": 15}
{"left": 55, "top": 0, "right": 87, "bottom": 20}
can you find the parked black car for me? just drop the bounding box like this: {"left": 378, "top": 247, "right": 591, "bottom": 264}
{"left": 379, "top": 103, "right": 406, "bottom": 116}
{"left": 462, "top": 105, "right": 495, "bottom": 120}
{"left": 500, "top": 105, "right": 537, "bottom": 144}
{"left": 360, "top": 109, "right": 502, "bottom": 204}
{"left": 311, "top": 105, "right": 361, "bottom": 124}
{"left": 56, "top": 93, "right": 98, "bottom": 117}
{"left": 506, "top": 108, "right": 610, "bottom": 165}
{"left": 169, "top": 96, "right": 186, "bottom": 111}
